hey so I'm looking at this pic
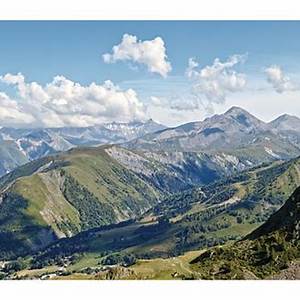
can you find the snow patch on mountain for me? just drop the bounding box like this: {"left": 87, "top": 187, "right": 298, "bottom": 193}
{"left": 212, "top": 153, "right": 241, "bottom": 168}
{"left": 264, "top": 147, "right": 281, "bottom": 159}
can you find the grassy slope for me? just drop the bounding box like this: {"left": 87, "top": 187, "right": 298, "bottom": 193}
{"left": 11, "top": 172, "right": 81, "bottom": 237}
{"left": 0, "top": 146, "right": 162, "bottom": 259}
{"left": 1, "top": 149, "right": 300, "bottom": 276}
{"left": 65, "top": 148, "right": 160, "bottom": 220}
{"left": 190, "top": 186, "right": 300, "bottom": 279}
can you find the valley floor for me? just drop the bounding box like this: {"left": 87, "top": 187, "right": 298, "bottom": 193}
{"left": 10, "top": 253, "right": 300, "bottom": 280}
{"left": 11, "top": 250, "right": 205, "bottom": 280}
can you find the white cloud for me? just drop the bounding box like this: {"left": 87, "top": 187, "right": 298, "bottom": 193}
{"left": 150, "top": 94, "right": 201, "bottom": 112}
{"left": 185, "top": 57, "right": 199, "bottom": 78}
{"left": 150, "top": 96, "right": 163, "bottom": 106}
{"left": 0, "top": 92, "right": 35, "bottom": 127}
{"left": 0, "top": 73, "right": 146, "bottom": 127}
{"left": 103, "top": 34, "right": 172, "bottom": 78}
{"left": 186, "top": 54, "right": 247, "bottom": 111}
{"left": 264, "top": 65, "right": 298, "bottom": 93}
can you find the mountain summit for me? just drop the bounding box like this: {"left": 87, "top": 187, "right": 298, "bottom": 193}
{"left": 270, "top": 114, "right": 300, "bottom": 131}
{"left": 224, "top": 106, "right": 267, "bottom": 129}
{"left": 224, "top": 106, "right": 254, "bottom": 117}
{"left": 126, "top": 107, "right": 300, "bottom": 162}
{"left": 270, "top": 114, "right": 300, "bottom": 147}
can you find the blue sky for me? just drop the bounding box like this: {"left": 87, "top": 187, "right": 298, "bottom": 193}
{"left": 0, "top": 21, "right": 300, "bottom": 127}
{"left": 1, "top": 21, "right": 300, "bottom": 81}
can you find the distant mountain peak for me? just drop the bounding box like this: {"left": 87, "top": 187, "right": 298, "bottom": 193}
{"left": 143, "top": 118, "right": 164, "bottom": 125}
{"left": 224, "top": 106, "right": 250, "bottom": 116}
{"left": 281, "top": 113, "right": 294, "bottom": 119}
{"left": 270, "top": 113, "right": 300, "bottom": 131}
{"left": 223, "top": 106, "right": 266, "bottom": 129}
{"left": 273, "top": 113, "right": 300, "bottom": 122}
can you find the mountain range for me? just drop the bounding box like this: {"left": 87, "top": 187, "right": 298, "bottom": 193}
{"left": 0, "top": 106, "right": 299, "bottom": 279}
{"left": 1, "top": 107, "right": 300, "bottom": 178}
{"left": 0, "top": 119, "right": 166, "bottom": 176}
{"left": 127, "top": 107, "right": 300, "bottom": 157}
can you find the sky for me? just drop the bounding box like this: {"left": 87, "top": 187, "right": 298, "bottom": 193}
{"left": 1, "top": 21, "right": 300, "bottom": 127}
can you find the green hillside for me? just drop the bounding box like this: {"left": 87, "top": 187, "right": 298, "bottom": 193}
{"left": 0, "top": 146, "right": 162, "bottom": 259}
{"left": 7, "top": 184, "right": 300, "bottom": 280}
{"left": 1, "top": 146, "right": 300, "bottom": 279}
{"left": 0, "top": 143, "right": 271, "bottom": 260}
{"left": 190, "top": 186, "right": 300, "bottom": 279}
{"left": 9, "top": 157, "right": 299, "bottom": 276}
{"left": 134, "top": 157, "right": 300, "bottom": 255}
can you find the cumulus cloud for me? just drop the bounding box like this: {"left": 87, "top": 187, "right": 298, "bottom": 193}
{"left": 103, "top": 34, "right": 172, "bottom": 77}
{"left": 185, "top": 57, "right": 199, "bottom": 78}
{"left": 150, "top": 96, "right": 164, "bottom": 106}
{"left": 0, "top": 73, "right": 146, "bottom": 127}
{"left": 186, "top": 54, "right": 247, "bottom": 112}
{"left": 185, "top": 54, "right": 247, "bottom": 111}
{"left": 264, "top": 65, "right": 298, "bottom": 93}
{"left": 150, "top": 95, "right": 201, "bottom": 112}
{"left": 0, "top": 92, "right": 35, "bottom": 127}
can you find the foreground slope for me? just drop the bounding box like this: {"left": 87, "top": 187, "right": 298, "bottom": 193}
{"left": 190, "top": 186, "right": 300, "bottom": 279}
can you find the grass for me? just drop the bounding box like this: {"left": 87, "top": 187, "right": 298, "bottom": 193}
{"left": 12, "top": 171, "right": 81, "bottom": 237}
{"left": 0, "top": 146, "right": 164, "bottom": 258}
{"left": 15, "top": 265, "right": 59, "bottom": 279}
{"left": 12, "top": 174, "right": 48, "bottom": 226}
{"left": 66, "top": 253, "right": 101, "bottom": 272}
{"left": 55, "top": 249, "right": 204, "bottom": 280}
{"left": 67, "top": 150, "right": 160, "bottom": 209}
{"left": 128, "top": 249, "right": 204, "bottom": 279}
{"left": 211, "top": 223, "right": 261, "bottom": 238}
